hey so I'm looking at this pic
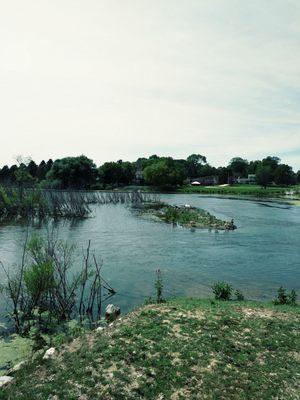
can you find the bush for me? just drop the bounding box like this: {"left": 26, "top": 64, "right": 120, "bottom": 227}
{"left": 234, "top": 289, "right": 245, "bottom": 301}
{"left": 212, "top": 282, "right": 232, "bottom": 301}
{"left": 274, "top": 287, "right": 297, "bottom": 306}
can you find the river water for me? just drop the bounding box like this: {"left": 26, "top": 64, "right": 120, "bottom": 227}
{"left": 0, "top": 194, "right": 299, "bottom": 318}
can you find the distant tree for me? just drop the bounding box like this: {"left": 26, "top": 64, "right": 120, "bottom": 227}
{"left": 27, "top": 160, "right": 38, "bottom": 178}
{"left": 46, "top": 159, "right": 54, "bottom": 173}
{"left": 256, "top": 165, "right": 272, "bottom": 189}
{"left": 216, "top": 167, "right": 230, "bottom": 184}
{"left": 198, "top": 164, "right": 217, "bottom": 177}
{"left": 261, "top": 156, "right": 280, "bottom": 180}
{"left": 297, "top": 170, "right": 300, "bottom": 184}
{"left": 228, "top": 157, "right": 249, "bottom": 177}
{"left": 261, "top": 156, "right": 280, "bottom": 170}
{"left": 248, "top": 160, "right": 261, "bottom": 174}
{"left": 98, "top": 160, "right": 134, "bottom": 186}
{"left": 9, "top": 165, "right": 18, "bottom": 183}
{"left": 46, "top": 156, "right": 97, "bottom": 189}
{"left": 36, "top": 161, "right": 48, "bottom": 181}
{"left": 0, "top": 165, "right": 10, "bottom": 183}
{"left": 186, "top": 154, "right": 207, "bottom": 178}
{"left": 274, "top": 164, "right": 295, "bottom": 186}
{"left": 143, "top": 158, "right": 186, "bottom": 186}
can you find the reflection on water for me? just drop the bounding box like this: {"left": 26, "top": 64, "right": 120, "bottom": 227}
{"left": 0, "top": 194, "right": 299, "bottom": 318}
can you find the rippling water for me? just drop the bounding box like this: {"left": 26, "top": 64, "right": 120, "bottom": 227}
{"left": 0, "top": 194, "right": 299, "bottom": 318}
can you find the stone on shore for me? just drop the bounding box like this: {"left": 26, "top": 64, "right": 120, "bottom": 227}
{"left": 0, "top": 376, "right": 14, "bottom": 388}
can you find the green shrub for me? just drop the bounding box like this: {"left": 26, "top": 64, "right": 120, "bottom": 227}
{"left": 212, "top": 282, "right": 232, "bottom": 301}
{"left": 24, "top": 261, "right": 55, "bottom": 308}
{"left": 274, "top": 287, "right": 297, "bottom": 306}
{"left": 287, "top": 290, "right": 297, "bottom": 306}
{"left": 234, "top": 289, "right": 245, "bottom": 301}
{"left": 155, "top": 269, "right": 165, "bottom": 303}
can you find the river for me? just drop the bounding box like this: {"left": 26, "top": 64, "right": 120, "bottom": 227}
{"left": 0, "top": 194, "right": 299, "bottom": 318}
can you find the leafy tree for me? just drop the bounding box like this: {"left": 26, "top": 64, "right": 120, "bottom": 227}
{"left": 274, "top": 164, "right": 295, "bottom": 186}
{"left": 216, "top": 167, "right": 230, "bottom": 184}
{"left": 228, "top": 157, "right": 249, "bottom": 177}
{"left": 186, "top": 154, "right": 207, "bottom": 178}
{"left": 27, "top": 160, "right": 38, "bottom": 178}
{"left": 256, "top": 165, "right": 272, "bottom": 189}
{"left": 248, "top": 160, "right": 261, "bottom": 174}
{"left": 297, "top": 170, "right": 300, "bottom": 184}
{"left": 198, "top": 164, "right": 217, "bottom": 177}
{"left": 9, "top": 165, "right": 18, "bottom": 183}
{"left": 46, "top": 156, "right": 97, "bottom": 189}
{"left": 0, "top": 165, "right": 10, "bottom": 183}
{"left": 36, "top": 161, "right": 48, "bottom": 181}
{"left": 143, "top": 158, "right": 187, "bottom": 187}
{"left": 261, "top": 156, "right": 280, "bottom": 170}
{"left": 98, "top": 160, "right": 134, "bottom": 187}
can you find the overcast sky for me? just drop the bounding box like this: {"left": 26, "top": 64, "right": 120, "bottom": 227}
{"left": 0, "top": 0, "right": 299, "bottom": 170}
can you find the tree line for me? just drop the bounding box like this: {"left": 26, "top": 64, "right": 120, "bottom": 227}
{"left": 0, "top": 154, "right": 299, "bottom": 190}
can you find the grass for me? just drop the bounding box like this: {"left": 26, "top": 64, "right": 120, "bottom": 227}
{"left": 178, "top": 184, "right": 300, "bottom": 197}
{"left": 1, "top": 298, "right": 299, "bottom": 399}
{"left": 0, "top": 335, "right": 32, "bottom": 375}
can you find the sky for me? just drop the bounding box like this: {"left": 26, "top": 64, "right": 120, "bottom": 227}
{"left": 0, "top": 0, "right": 300, "bottom": 170}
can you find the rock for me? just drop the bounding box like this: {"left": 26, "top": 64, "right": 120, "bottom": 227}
{"left": 105, "top": 304, "right": 121, "bottom": 322}
{"left": 96, "top": 326, "right": 105, "bottom": 333}
{"left": 43, "top": 347, "right": 56, "bottom": 360}
{"left": 0, "top": 376, "right": 14, "bottom": 388}
{"left": 8, "top": 361, "right": 26, "bottom": 375}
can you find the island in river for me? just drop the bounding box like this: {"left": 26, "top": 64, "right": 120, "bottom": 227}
{"left": 133, "top": 202, "right": 237, "bottom": 230}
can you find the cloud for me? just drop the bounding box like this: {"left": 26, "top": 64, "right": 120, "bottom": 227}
{"left": 0, "top": 0, "right": 299, "bottom": 169}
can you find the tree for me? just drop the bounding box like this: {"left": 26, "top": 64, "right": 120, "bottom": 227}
{"left": 27, "top": 160, "right": 38, "bottom": 178}
{"left": 297, "top": 170, "right": 300, "bottom": 184}
{"left": 261, "top": 156, "right": 280, "bottom": 180}
{"left": 36, "top": 161, "right": 48, "bottom": 181}
{"left": 274, "top": 164, "right": 295, "bottom": 186}
{"left": 0, "top": 165, "right": 10, "bottom": 183}
{"left": 143, "top": 158, "right": 186, "bottom": 186}
{"left": 256, "top": 165, "right": 272, "bottom": 189}
{"left": 46, "top": 156, "right": 97, "bottom": 189}
{"left": 248, "top": 160, "right": 261, "bottom": 174}
{"left": 228, "top": 157, "right": 249, "bottom": 177}
{"left": 216, "top": 167, "right": 230, "bottom": 184}
{"left": 98, "top": 160, "right": 134, "bottom": 187}
{"left": 186, "top": 154, "right": 207, "bottom": 178}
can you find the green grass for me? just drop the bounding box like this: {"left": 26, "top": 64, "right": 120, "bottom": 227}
{"left": 178, "top": 184, "right": 299, "bottom": 197}
{"left": 1, "top": 298, "right": 299, "bottom": 399}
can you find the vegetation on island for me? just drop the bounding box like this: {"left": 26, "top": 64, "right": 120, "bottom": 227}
{"left": 134, "top": 202, "right": 237, "bottom": 230}
{"left": 1, "top": 298, "right": 299, "bottom": 399}
{"left": 0, "top": 154, "right": 299, "bottom": 191}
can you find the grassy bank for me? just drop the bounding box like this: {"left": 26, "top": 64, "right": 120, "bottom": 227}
{"left": 109, "top": 184, "right": 300, "bottom": 200}
{"left": 178, "top": 184, "right": 300, "bottom": 197}
{"left": 1, "top": 298, "right": 299, "bottom": 399}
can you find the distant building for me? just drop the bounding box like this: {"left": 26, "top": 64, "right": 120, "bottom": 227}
{"left": 237, "top": 174, "right": 256, "bottom": 184}
{"left": 191, "top": 175, "right": 219, "bottom": 186}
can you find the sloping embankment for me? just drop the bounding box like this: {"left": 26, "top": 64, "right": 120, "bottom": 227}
{"left": 1, "top": 299, "right": 299, "bottom": 399}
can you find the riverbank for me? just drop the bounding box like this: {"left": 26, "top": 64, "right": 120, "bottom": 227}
{"left": 1, "top": 298, "right": 299, "bottom": 399}
{"left": 178, "top": 184, "right": 300, "bottom": 198}
{"left": 118, "top": 184, "right": 300, "bottom": 201}
{"left": 133, "top": 202, "right": 237, "bottom": 230}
